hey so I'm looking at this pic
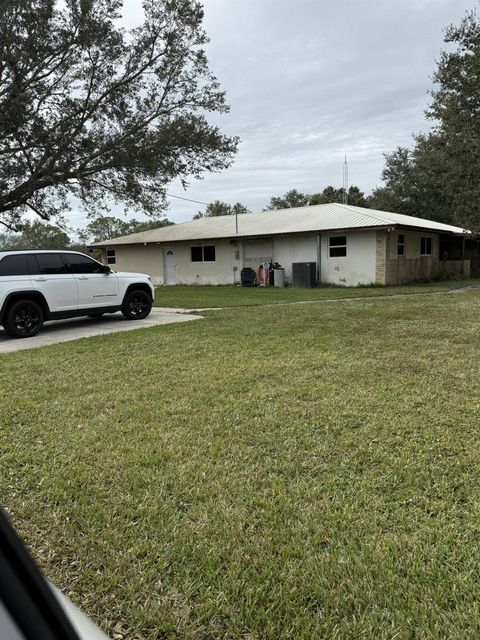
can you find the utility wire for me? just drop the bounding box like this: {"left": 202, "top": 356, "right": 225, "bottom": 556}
{"left": 166, "top": 193, "right": 209, "bottom": 207}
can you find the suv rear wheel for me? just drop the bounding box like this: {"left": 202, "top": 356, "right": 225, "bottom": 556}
{"left": 4, "top": 299, "right": 44, "bottom": 338}
{"left": 121, "top": 290, "right": 152, "bottom": 320}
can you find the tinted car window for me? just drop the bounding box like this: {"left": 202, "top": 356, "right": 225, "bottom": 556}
{"left": 31, "top": 254, "right": 66, "bottom": 275}
{"left": 0, "top": 255, "right": 28, "bottom": 276}
{"left": 63, "top": 254, "right": 104, "bottom": 274}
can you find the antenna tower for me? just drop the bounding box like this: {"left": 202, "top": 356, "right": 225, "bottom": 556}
{"left": 342, "top": 155, "right": 348, "bottom": 204}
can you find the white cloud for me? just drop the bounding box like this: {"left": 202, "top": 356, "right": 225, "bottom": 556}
{"left": 73, "top": 0, "right": 470, "bottom": 226}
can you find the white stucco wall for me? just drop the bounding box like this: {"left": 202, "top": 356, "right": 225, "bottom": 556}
{"left": 107, "top": 230, "right": 377, "bottom": 286}
{"left": 165, "top": 239, "right": 238, "bottom": 285}
{"left": 320, "top": 231, "right": 377, "bottom": 285}
{"left": 273, "top": 235, "right": 317, "bottom": 283}
{"left": 111, "top": 244, "right": 164, "bottom": 282}
{"left": 109, "top": 239, "right": 239, "bottom": 285}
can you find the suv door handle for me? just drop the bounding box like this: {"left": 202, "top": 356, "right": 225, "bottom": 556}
{"left": 78, "top": 276, "right": 88, "bottom": 280}
{"left": 33, "top": 277, "right": 46, "bottom": 282}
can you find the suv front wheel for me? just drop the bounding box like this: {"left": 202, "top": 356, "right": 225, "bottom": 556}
{"left": 4, "top": 299, "right": 44, "bottom": 338}
{"left": 121, "top": 289, "right": 152, "bottom": 320}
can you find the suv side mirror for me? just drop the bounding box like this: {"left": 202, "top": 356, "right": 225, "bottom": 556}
{"left": 102, "top": 265, "right": 111, "bottom": 274}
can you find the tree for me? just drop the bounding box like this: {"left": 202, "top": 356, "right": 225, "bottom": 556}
{"left": 231, "top": 202, "right": 250, "bottom": 216}
{"left": 310, "top": 185, "right": 369, "bottom": 207}
{"left": 265, "top": 186, "right": 369, "bottom": 210}
{"left": 264, "top": 189, "right": 310, "bottom": 210}
{"left": 368, "top": 141, "right": 452, "bottom": 222}
{"left": 78, "top": 215, "right": 173, "bottom": 243}
{"left": 373, "top": 10, "right": 480, "bottom": 230}
{"left": 0, "top": 0, "right": 238, "bottom": 231}
{"left": 0, "top": 220, "right": 71, "bottom": 249}
{"left": 127, "top": 219, "right": 174, "bottom": 233}
{"left": 426, "top": 10, "right": 480, "bottom": 230}
{"left": 193, "top": 200, "right": 249, "bottom": 219}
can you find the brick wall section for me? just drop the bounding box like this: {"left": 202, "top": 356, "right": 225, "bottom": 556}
{"left": 375, "top": 231, "right": 387, "bottom": 284}
{"left": 439, "top": 259, "right": 471, "bottom": 278}
{"left": 384, "top": 231, "right": 398, "bottom": 285}
{"left": 376, "top": 229, "right": 442, "bottom": 285}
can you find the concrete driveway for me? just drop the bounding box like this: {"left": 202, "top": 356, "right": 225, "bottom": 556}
{"left": 0, "top": 308, "right": 201, "bottom": 354}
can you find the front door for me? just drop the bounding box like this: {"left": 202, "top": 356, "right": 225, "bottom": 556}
{"left": 164, "top": 249, "right": 176, "bottom": 285}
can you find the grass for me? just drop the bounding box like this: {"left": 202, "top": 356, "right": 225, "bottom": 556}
{"left": 153, "top": 278, "right": 478, "bottom": 308}
{"left": 2, "top": 288, "right": 480, "bottom": 638}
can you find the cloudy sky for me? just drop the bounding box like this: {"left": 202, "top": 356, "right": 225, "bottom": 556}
{"left": 92, "top": 0, "right": 471, "bottom": 225}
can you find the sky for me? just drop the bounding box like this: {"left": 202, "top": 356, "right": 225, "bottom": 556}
{"left": 74, "top": 0, "right": 472, "bottom": 227}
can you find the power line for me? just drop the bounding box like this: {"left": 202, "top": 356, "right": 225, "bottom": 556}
{"left": 166, "top": 192, "right": 209, "bottom": 207}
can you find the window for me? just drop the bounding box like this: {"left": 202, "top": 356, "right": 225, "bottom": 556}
{"left": 398, "top": 234, "right": 405, "bottom": 256}
{"left": 420, "top": 237, "right": 432, "bottom": 256}
{"left": 191, "top": 246, "right": 203, "bottom": 262}
{"left": 30, "top": 253, "right": 66, "bottom": 274}
{"left": 106, "top": 249, "right": 116, "bottom": 265}
{"left": 191, "top": 245, "right": 216, "bottom": 262}
{"left": 329, "top": 236, "right": 347, "bottom": 258}
{"left": 0, "top": 255, "right": 28, "bottom": 276}
{"left": 62, "top": 253, "right": 105, "bottom": 274}
{"left": 203, "top": 245, "right": 216, "bottom": 262}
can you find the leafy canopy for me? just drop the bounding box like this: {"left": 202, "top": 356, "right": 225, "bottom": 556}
{"left": 193, "top": 200, "right": 250, "bottom": 219}
{"left": 264, "top": 186, "right": 369, "bottom": 210}
{"left": 0, "top": 220, "right": 71, "bottom": 250}
{"left": 78, "top": 215, "right": 173, "bottom": 243}
{"left": 373, "top": 11, "right": 480, "bottom": 230}
{"left": 0, "top": 0, "right": 238, "bottom": 230}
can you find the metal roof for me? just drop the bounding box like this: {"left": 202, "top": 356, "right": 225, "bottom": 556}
{"left": 93, "top": 203, "right": 469, "bottom": 246}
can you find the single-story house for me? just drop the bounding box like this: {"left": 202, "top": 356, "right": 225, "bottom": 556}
{"left": 93, "top": 203, "right": 474, "bottom": 286}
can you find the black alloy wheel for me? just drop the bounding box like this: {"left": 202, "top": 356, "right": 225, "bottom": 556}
{"left": 122, "top": 290, "right": 152, "bottom": 320}
{"left": 4, "top": 300, "right": 44, "bottom": 338}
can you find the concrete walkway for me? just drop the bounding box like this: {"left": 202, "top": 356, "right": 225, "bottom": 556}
{"left": 0, "top": 308, "right": 201, "bottom": 354}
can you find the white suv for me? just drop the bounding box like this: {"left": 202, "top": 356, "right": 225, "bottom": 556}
{"left": 0, "top": 250, "right": 155, "bottom": 339}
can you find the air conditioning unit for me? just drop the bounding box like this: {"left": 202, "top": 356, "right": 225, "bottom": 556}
{"left": 292, "top": 262, "right": 317, "bottom": 288}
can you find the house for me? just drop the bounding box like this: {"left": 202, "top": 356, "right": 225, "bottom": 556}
{"left": 92, "top": 203, "right": 473, "bottom": 286}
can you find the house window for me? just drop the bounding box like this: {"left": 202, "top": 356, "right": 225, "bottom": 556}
{"left": 420, "top": 237, "right": 432, "bottom": 256}
{"left": 106, "top": 249, "right": 116, "bottom": 265}
{"left": 191, "top": 245, "right": 216, "bottom": 262}
{"left": 329, "top": 236, "right": 347, "bottom": 257}
{"left": 398, "top": 234, "right": 405, "bottom": 256}
{"left": 191, "top": 246, "right": 203, "bottom": 262}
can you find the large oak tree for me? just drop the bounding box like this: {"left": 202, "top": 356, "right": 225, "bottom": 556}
{"left": 0, "top": 0, "right": 238, "bottom": 230}
{"left": 373, "top": 11, "right": 480, "bottom": 231}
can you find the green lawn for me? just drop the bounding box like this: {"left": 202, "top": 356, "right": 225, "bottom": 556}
{"left": 153, "top": 279, "right": 478, "bottom": 308}
{"left": 2, "top": 289, "right": 480, "bottom": 638}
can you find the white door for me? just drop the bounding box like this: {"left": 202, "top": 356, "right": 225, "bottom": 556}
{"left": 164, "top": 249, "right": 176, "bottom": 285}
{"left": 75, "top": 273, "right": 119, "bottom": 309}
{"left": 62, "top": 253, "right": 119, "bottom": 309}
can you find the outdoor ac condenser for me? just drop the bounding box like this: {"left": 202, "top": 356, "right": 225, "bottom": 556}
{"left": 292, "top": 262, "right": 317, "bottom": 288}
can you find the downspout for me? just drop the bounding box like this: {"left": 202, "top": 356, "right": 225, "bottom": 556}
{"left": 316, "top": 234, "right": 321, "bottom": 285}
{"left": 462, "top": 235, "right": 466, "bottom": 276}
